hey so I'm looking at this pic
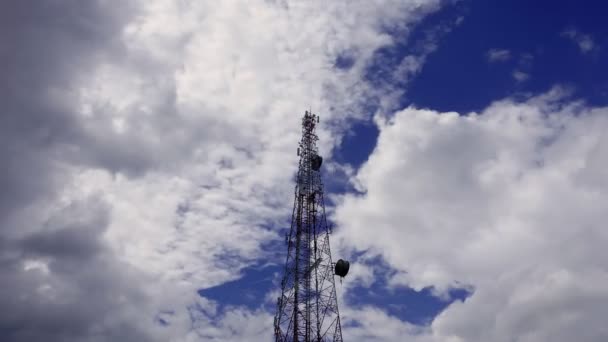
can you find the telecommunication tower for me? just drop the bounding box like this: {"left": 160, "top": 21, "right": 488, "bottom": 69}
{"left": 274, "top": 111, "right": 350, "bottom": 342}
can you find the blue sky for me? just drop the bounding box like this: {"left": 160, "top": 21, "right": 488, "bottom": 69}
{"left": 3, "top": 1, "right": 608, "bottom": 341}
{"left": 408, "top": 0, "right": 608, "bottom": 112}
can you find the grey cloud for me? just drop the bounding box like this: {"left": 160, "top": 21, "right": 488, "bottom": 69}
{"left": 20, "top": 198, "right": 109, "bottom": 261}
{"left": 0, "top": 0, "right": 138, "bottom": 218}
{"left": 0, "top": 0, "right": 189, "bottom": 187}
{"left": 0, "top": 196, "right": 156, "bottom": 342}
{"left": 0, "top": 2, "right": 161, "bottom": 341}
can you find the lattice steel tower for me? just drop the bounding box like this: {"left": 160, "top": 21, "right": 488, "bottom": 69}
{"left": 274, "top": 111, "right": 348, "bottom": 342}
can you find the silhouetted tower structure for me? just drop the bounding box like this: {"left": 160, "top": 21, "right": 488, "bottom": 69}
{"left": 274, "top": 111, "right": 349, "bottom": 342}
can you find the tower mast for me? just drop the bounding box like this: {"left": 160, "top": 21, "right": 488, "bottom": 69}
{"left": 274, "top": 111, "right": 347, "bottom": 342}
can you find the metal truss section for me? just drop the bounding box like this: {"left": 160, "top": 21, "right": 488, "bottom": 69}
{"left": 274, "top": 111, "right": 343, "bottom": 342}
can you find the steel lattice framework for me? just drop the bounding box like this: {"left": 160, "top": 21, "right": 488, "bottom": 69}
{"left": 274, "top": 111, "right": 343, "bottom": 342}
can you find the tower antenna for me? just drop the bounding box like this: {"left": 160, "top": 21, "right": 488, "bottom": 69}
{"left": 274, "top": 110, "right": 349, "bottom": 342}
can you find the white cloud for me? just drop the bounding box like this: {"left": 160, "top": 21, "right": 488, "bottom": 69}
{"left": 83, "top": 0, "right": 443, "bottom": 280}
{"left": 562, "top": 28, "right": 596, "bottom": 54}
{"left": 512, "top": 69, "right": 529, "bottom": 82}
{"left": 3, "top": 0, "right": 446, "bottom": 340}
{"left": 342, "top": 306, "right": 429, "bottom": 342}
{"left": 486, "top": 48, "right": 511, "bottom": 62}
{"left": 334, "top": 87, "right": 608, "bottom": 341}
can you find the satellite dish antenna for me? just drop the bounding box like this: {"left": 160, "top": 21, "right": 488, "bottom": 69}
{"left": 334, "top": 259, "right": 350, "bottom": 280}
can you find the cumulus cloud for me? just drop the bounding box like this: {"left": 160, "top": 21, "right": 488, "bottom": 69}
{"left": 0, "top": 0, "right": 446, "bottom": 340}
{"left": 334, "top": 87, "right": 608, "bottom": 341}
{"left": 562, "top": 28, "right": 596, "bottom": 54}
{"left": 486, "top": 48, "right": 511, "bottom": 63}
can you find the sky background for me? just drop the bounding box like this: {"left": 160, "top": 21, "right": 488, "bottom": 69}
{"left": 2, "top": 0, "right": 608, "bottom": 341}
